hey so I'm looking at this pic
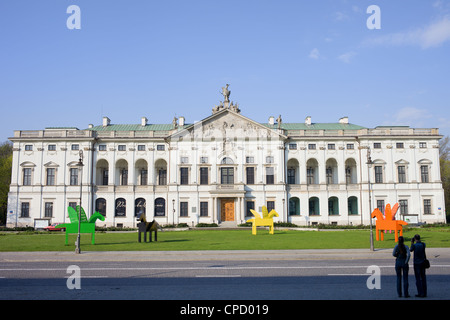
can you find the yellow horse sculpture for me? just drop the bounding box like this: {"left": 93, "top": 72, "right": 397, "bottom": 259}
{"left": 248, "top": 206, "right": 279, "bottom": 235}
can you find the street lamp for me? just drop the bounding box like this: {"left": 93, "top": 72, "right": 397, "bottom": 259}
{"left": 366, "top": 148, "right": 374, "bottom": 251}
{"left": 75, "top": 150, "right": 84, "bottom": 254}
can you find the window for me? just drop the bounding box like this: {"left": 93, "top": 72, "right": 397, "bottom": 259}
{"left": 154, "top": 198, "right": 165, "bottom": 216}
{"left": 180, "top": 167, "right": 189, "bottom": 185}
{"left": 347, "top": 144, "right": 354, "bottom": 150}
{"left": 307, "top": 167, "right": 314, "bottom": 185}
{"left": 246, "top": 167, "right": 255, "bottom": 185}
{"left": 44, "top": 202, "right": 53, "bottom": 218}
{"left": 287, "top": 168, "right": 295, "bottom": 184}
{"left": 158, "top": 169, "right": 167, "bottom": 185}
{"left": 120, "top": 169, "right": 128, "bottom": 185}
{"left": 200, "top": 167, "right": 208, "bottom": 185}
{"left": 200, "top": 157, "right": 208, "bottom": 164}
{"left": 267, "top": 201, "right": 275, "bottom": 212}
{"left": 398, "top": 166, "right": 406, "bottom": 183}
{"left": 266, "top": 167, "right": 274, "bottom": 185}
{"left": 137, "top": 145, "right": 145, "bottom": 151}
{"left": 96, "top": 198, "right": 107, "bottom": 216}
{"left": 221, "top": 167, "right": 234, "bottom": 185}
{"left": 377, "top": 200, "right": 385, "bottom": 214}
{"left": 102, "top": 169, "right": 109, "bottom": 185}
{"left": 21, "top": 202, "right": 30, "bottom": 217}
{"left": 421, "top": 166, "right": 429, "bottom": 183}
{"left": 374, "top": 143, "right": 381, "bottom": 149}
{"left": 135, "top": 198, "right": 146, "bottom": 217}
{"left": 23, "top": 168, "right": 32, "bottom": 186}
{"left": 308, "top": 144, "right": 316, "bottom": 150}
{"left": 115, "top": 198, "right": 126, "bottom": 217}
{"left": 48, "top": 144, "right": 56, "bottom": 151}
{"left": 328, "top": 144, "right": 335, "bottom": 150}
{"left": 399, "top": 200, "right": 408, "bottom": 215}
{"left": 140, "top": 169, "right": 148, "bottom": 185}
{"left": 246, "top": 156, "right": 254, "bottom": 164}
{"left": 326, "top": 167, "right": 333, "bottom": 184}
{"left": 180, "top": 157, "right": 189, "bottom": 164}
{"left": 200, "top": 202, "right": 208, "bottom": 217}
{"left": 46, "top": 168, "right": 55, "bottom": 186}
{"left": 396, "top": 142, "right": 404, "bottom": 149}
{"left": 69, "top": 202, "right": 77, "bottom": 210}
{"left": 266, "top": 156, "right": 274, "bottom": 163}
{"left": 180, "top": 202, "right": 188, "bottom": 217}
{"left": 156, "top": 145, "right": 165, "bottom": 151}
{"left": 99, "top": 145, "right": 107, "bottom": 151}
{"left": 419, "top": 142, "right": 427, "bottom": 148}
{"left": 71, "top": 144, "right": 79, "bottom": 151}
{"left": 423, "top": 199, "right": 432, "bottom": 214}
{"left": 70, "top": 168, "right": 78, "bottom": 186}
{"left": 25, "top": 145, "right": 33, "bottom": 151}
{"left": 246, "top": 201, "right": 255, "bottom": 217}
{"left": 289, "top": 143, "right": 297, "bottom": 150}
{"left": 374, "top": 166, "right": 383, "bottom": 183}
{"left": 118, "top": 145, "right": 126, "bottom": 151}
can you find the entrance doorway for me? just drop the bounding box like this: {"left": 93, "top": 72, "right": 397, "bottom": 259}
{"left": 220, "top": 198, "right": 235, "bottom": 221}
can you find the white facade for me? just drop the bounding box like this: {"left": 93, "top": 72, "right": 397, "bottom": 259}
{"left": 6, "top": 94, "right": 447, "bottom": 228}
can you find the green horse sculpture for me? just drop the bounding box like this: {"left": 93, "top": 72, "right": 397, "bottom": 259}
{"left": 57, "top": 206, "right": 105, "bottom": 245}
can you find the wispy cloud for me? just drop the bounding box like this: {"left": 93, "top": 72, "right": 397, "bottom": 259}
{"left": 337, "top": 51, "right": 357, "bottom": 63}
{"left": 308, "top": 48, "right": 320, "bottom": 60}
{"left": 363, "top": 16, "right": 450, "bottom": 49}
{"left": 385, "top": 107, "right": 433, "bottom": 127}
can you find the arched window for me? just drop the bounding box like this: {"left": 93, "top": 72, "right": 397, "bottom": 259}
{"left": 221, "top": 157, "right": 234, "bottom": 164}
{"left": 328, "top": 196, "right": 339, "bottom": 215}
{"left": 115, "top": 198, "right": 126, "bottom": 217}
{"left": 154, "top": 198, "right": 165, "bottom": 216}
{"left": 95, "top": 198, "right": 107, "bottom": 216}
{"left": 135, "top": 198, "right": 146, "bottom": 218}
{"left": 289, "top": 197, "right": 300, "bottom": 215}
{"left": 309, "top": 197, "right": 320, "bottom": 216}
{"left": 348, "top": 196, "right": 358, "bottom": 215}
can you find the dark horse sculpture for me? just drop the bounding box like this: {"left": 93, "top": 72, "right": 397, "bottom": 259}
{"left": 137, "top": 214, "right": 161, "bottom": 243}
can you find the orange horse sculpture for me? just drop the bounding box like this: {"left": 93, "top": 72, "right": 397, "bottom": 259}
{"left": 371, "top": 203, "right": 408, "bottom": 242}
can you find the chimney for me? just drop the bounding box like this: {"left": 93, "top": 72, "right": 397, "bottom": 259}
{"left": 268, "top": 116, "right": 274, "bottom": 125}
{"left": 141, "top": 117, "right": 148, "bottom": 127}
{"left": 339, "top": 117, "right": 349, "bottom": 124}
{"left": 179, "top": 116, "right": 185, "bottom": 126}
{"left": 305, "top": 116, "right": 311, "bottom": 125}
{"left": 102, "top": 117, "right": 110, "bottom": 127}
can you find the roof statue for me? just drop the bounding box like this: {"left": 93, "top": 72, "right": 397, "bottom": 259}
{"left": 221, "top": 84, "right": 231, "bottom": 102}
{"left": 213, "top": 84, "right": 241, "bottom": 114}
{"left": 248, "top": 205, "right": 279, "bottom": 235}
{"left": 371, "top": 203, "right": 408, "bottom": 242}
{"left": 57, "top": 206, "right": 105, "bottom": 245}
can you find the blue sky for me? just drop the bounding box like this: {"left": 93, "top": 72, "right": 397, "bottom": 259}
{"left": 1, "top": 0, "right": 449, "bottom": 142}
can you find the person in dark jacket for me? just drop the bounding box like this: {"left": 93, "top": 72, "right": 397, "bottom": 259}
{"left": 393, "top": 236, "right": 410, "bottom": 297}
{"left": 410, "top": 234, "right": 427, "bottom": 297}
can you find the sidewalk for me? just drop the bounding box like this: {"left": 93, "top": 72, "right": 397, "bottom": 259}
{"left": 2, "top": 248, "right": 450, "bottom": 262}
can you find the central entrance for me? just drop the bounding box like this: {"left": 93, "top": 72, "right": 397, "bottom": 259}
{"left": 220, "top": 198, "right": 235, "bottom": 221}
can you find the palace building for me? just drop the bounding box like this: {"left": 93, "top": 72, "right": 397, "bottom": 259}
{"left": 6, "top": 86, "right": 447, "bottom": 228}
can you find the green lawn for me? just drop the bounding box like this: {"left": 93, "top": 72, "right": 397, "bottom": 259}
{"left": 0, "top": 227, "right": 449, "bottom": 252}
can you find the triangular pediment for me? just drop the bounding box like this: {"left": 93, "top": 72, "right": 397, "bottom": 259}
{"left": 169, "top": 108, "right": 287, "bottom": 141}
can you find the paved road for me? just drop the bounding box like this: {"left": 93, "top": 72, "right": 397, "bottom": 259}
{"left": 1, "top": 248, "right": 449, "bottom": 302}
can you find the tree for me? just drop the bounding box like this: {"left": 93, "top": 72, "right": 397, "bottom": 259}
{"left": 0, "top": 141, "right": 12, "bottom": 225}
{"left": 440, "top": 136, "right": 450, "bottom": 223}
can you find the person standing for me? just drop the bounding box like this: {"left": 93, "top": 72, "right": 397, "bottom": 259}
{"left": 393, "top": 236, "right": 410, "bottom": 297}
{"left": 410, "top": 234, "right": 427, "bottom": 297}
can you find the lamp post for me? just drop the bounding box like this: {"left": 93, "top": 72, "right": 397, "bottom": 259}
{"left": 75, "top": 150, "right": 84, "bottom": 254}
{"left": 366, "top": 148, "right": 374, "bottom": 251}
